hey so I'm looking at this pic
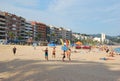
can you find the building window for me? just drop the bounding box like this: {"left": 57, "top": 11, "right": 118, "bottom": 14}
{"left": 12, "top": 17, "right": 16, "bottom": 20}
{"left": 12, "top": 28, "right": 16, "bottom": 30}
{"left": 12, "top": 24, "right": 16, "bottom": 27}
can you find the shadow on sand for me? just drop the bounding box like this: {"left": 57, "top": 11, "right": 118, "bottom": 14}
{"left": 0, "top": 59, "right": 120, "bottom": 81}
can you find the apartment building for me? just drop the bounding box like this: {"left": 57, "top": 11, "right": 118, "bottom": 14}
{"left": 59, "top": 27, "right": 72, "bottom": 41}
{"left": 21, "top": 21, "right": 33, "bottom": 41}
{"left": 0, "top": 11, "right": 27, "bottom": 43}
{"left": 49, "top": 25, "right": 60, "bottom": 42}
{"left": 0, "top": 11, "right": 6, "bottom": 39}
{"left": 49, "top": 26, "right": 72, "bottom": 44}
{"left": 4, "top": 12, "right": 26, "bottom": 41}
{"left": 65, "top": 29, "right": 72, "bottom": 40}
{"left": 0, "top": 11, "right": 73, "bottom": 44}
{"left": 46, "top": 25, "right": 50, "bottom": 42}
{"left": 31, "top": 21, "right": 47, "bottom": 41}
{"left": 101, "top": 33, "right": 106, "bottom": 43}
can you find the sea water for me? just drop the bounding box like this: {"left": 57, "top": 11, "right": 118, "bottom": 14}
{"left": 114, "top": 47, "right": 120, "bottom": 54}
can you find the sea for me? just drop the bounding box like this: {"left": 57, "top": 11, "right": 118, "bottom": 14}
{"left": 114, "top": 47, "right": 120, "bottom": 54}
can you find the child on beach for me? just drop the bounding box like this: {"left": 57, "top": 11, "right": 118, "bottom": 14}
{"left": 43, "top": 47, "right": 49, "bottom": 61}
{"left": 52, "top": 47, "right": 56, "bottom": 58}
{"left": 13, "top": 46, "right": 17, "bottom": 55}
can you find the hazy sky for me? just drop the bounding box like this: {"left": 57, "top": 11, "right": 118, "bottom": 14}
{"left": 0, "top": 0, "right": 120, "bottom": 36}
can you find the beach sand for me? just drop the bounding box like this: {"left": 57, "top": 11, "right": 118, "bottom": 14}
{"left": 0, "top": 45, "right": 120, "bottom": 81}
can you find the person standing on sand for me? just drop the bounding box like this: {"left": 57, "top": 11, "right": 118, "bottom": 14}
{"left": 52, "top": 47, "right": 56, "bottom": 58}
{"left": 13, "top": 46, "right": 17, "bottom": 55}
{"left": 33, "top": 42, "right": 37, "bottom": 50}
{"left": 67, "top": 48, "right": 71, "bottom": 61}
{"left": 43, "top": 47, "right": 49, "bottom": 61}
{"left": 62, "top": 50, "right": 66, "bottom": 62}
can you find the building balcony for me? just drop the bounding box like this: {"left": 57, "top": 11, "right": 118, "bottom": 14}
{"left": 0, "top": 18, "right": 6, "bottom": 21}
{"left": 0, "top": 34, "right": 6, "bottom": 37}
{"left": 25, "top": 27, "right": 33, "bottom": 30}
{"left": 0, "top": 15, "right": 5, "bottom": 19}
{"left": 0, "top": 26, "right": 7, "bottom": 29}
{"left": 0, "top": 22, "right": 5, "bottom": 25}
{"left": 20, "top": 33, "right": 26, "bottom": 35}
{"left": 0, "top": 30, "right": 6, "bottom": 32}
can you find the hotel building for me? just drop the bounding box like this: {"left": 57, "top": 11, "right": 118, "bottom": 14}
{"left": 31, "top": 21, "right": 47, "bottom": 41}
{"left": 23, "top": 21, "right": 33, "bottom": 41}
{"left": 0, "top": 10, "right": 73, "bottom": 44}
{"left": 0, "top": 11, "right": 26, "bottom": 41}
{"left": 0, "top": 11, "right": 6, "bottom": 39}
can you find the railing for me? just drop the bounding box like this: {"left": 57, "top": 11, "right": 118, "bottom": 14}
{"left": 0, "top": 34, "right": 6, "bottom": 36}
{"left": 0, "top": 30, "right": 5, "bottom": 32}
{"left": 0, "top": 26, "right": 7, "bottom": 29}
{"left": 0, "top": 18, "right": 6, "bottom": 21}
{"left": 0, "top": 22, "right": 5, "bottom": 24}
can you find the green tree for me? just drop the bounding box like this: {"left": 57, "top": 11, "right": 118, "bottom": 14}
{"left": 26, "top": 31, "right": 32, "bottom": 38}
{"left": 51, "top": 32, "right": 56, "bottom": 41}
{"left": 51, "top": 33, "right": 56, "bottom": 37}
{"left": 18, "top": 36, "right": 22, "bottom": 40}
{"left": 47, "top": 34, "right": 50, "bottom": 42}
{"left": 35, "top": 32, "right": 41, "bottom": 41}
{"left": 8, "top": 31, "right": 15, "bottom": 40}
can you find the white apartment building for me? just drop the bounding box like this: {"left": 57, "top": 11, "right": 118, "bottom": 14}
{"left": 24, "top": 21, "right": 33, "bottom": 40}
{"left": 72, "top": 33, "right": 89, "bottom": 40}
{"left": 49, "top": 25, "right": 60, "bottom": 42}
{"left": 101, "top": 33, "right": 106, "bottom": 43}
{"left": 49, "top": 26, "right": 72, "bottom": 43}
{"left": 59, "top": 27, "right": 72, "bottom": 41}
{"left": 93, "top": 37, "right": 101, "bottom": 42}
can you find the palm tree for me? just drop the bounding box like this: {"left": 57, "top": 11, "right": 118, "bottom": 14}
{"left": 51, "top": 32, "right": 56, "bottom": 41}
{"left": 26, "top": 31, "right": 32, "bottom": 38}
{"left": 51, "top": 33, "right": 56, "bottom": 37}
{"left": 47, "top": 34, "right": 50, "bottom": 42}
{"left": 35, "top": 32, "right": 41, "bottom": 41}
{"left": 18, "top": 36, "right": 22, "bottom": 40}
{"left": 8, "top": 31, "right": 15, "bottom": 40}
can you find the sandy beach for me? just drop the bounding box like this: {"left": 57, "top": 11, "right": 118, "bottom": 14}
{"left": 0, "top": 45, "right": 120, "bottom": 81}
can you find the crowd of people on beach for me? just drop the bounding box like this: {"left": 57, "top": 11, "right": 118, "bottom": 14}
{"left": 12, "top": 45, "right": 72, "bottom": 62}
{"left": 42, "top": 47, "right": 71, "bottom": 61}
{"left": 99, "top": 45, "right": 117, "bottom": 57}
{"left": 12, "top": 44, "right": 119, "bottom": 61}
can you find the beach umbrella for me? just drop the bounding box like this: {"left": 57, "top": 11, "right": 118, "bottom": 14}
{"left": 48, "top": 43, "right": 56, "bottom": 47}
{"left": 114, "top": 48, "right": 120, "bottom": 54}
{"left": 61, "top": 45, "right": 68, "bottom": 51}
{"left": 66, "top": 39, "right": 69, "bottom": 47}
{"left": 75, "top": 41, "right": 82, "bottom": 45}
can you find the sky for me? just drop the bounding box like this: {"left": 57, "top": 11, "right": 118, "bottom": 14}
{"left": 0, "top": 0, "right": 120, "bottom": 36}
